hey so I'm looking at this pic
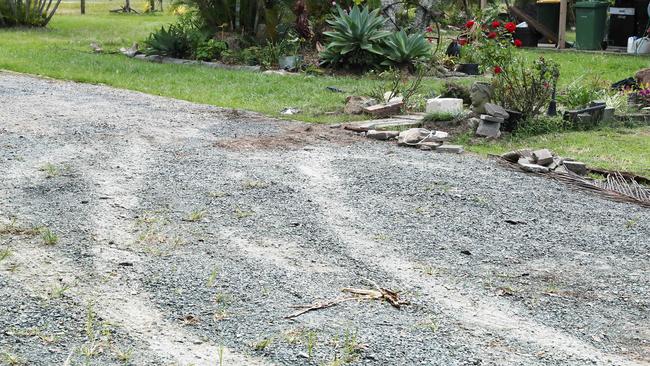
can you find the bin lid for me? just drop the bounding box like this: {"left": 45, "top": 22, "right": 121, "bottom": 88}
{"left": 536, "top": 0, "right": 560, "bottom": 3}
{"left": 575, "top": 1, "right": 608, "bottom": 8}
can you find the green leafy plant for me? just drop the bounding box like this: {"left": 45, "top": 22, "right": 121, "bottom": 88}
{"left": 320, "top": 5, "right": 389, "bottom": 70}
{"left": 40, "top": 228, "right": 59, "bottom": 245}
{"left": 558, "top": 76, "right": 606, "bottom": 109}
{"left": 144, "top": 24, "right": 193, "bottom": 58}
{"left": 0, "top": 0, "right": 62, "bottom": 27}
{"left": 382, "top": 30, "right": 432, "bottom": 69}
{"left": 194, "top": 39, "right": 228, "bottom": 61}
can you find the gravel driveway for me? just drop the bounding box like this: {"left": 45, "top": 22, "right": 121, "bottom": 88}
{"left": 0, "top": 71, "right": 648, "bottom": 366}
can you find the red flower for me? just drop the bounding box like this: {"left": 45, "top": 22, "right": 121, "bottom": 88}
{"left": 491, "top": 20, "right": 500, "bottom": 28}
{"left": 494, "top": 66, "right": 503, "bottom": 74}
{"left": 465, "top": 20, "right": 475, "bottom": 28}
{"left": 426, "top": 25, "right": 433, "bottom": 33}
{"left": 487, "top": 32, "right": 497, "bottom": 39}
{"left": 505, "top": 22, "right": 516, "bottom": 33}
{"left": 458, "top": 38, "right": 468, "bottom": 46}
{"left": 513, "top": 39, "right": 523, "bottom": 47}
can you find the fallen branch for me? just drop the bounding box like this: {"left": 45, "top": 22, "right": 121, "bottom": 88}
{"left": 285, "top": 281, "right": 409, "bottom": 319}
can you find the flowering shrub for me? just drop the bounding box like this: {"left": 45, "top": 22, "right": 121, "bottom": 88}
{"left": 458, "top": 19, "right": 522, "bottom": 73}
{"left": 492, "top": 57, "right": 560, "bottom": 118}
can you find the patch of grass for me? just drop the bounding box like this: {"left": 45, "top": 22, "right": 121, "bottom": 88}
{"left": 625, "top": 219, "right": 638, "bottom": 229}
{"left": 40, "top": 228, "right": 59, "bottom": 245}
{"left": 462, "top": 126, "right": 650, "bottom": 176}
{"left": 423, "top": 111, "right": 458, "bottom": 122}
{"left": 40, "top": 163, "right": 59, "bottom": 178}
{"left": 234, "top": 207, "right": 254, "bottom": 219}
{"left": 185, "top": 209, "right": 206, "bottom": 222}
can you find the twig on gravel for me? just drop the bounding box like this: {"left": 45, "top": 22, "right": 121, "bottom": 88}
{"left": 285, "top": 282, "right": 409, "bottom": 319}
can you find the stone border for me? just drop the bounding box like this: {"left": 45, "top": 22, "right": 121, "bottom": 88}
{"left": 132, "top": 54, "right": 261, "bottom": 72}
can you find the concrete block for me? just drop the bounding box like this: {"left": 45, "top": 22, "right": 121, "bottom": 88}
{"left": 426, "top": 98, "right": 463, "bottom": 114}
{"left": 363, "top": 101, "right": 403, "bottom": 117}
{"left": 563, "top": 161, "right": 588, "bottom": 175}
{"left": 476, "top": 120, "right": 501, "bottom": 138}
{"left": 436, "top": 145, "right": 464, "bottom": 154}
{"left": 366, "top": 130, "right": 399, "bottom": 141}
{"left": 532, "top": 149, "right": 554, "bottom": 166}
{"left": 519, "top": 163, "right": 550, "bottom": 173}
{"left": 480, "top": 114, "right": 505, "bottom": 123}
{"left": 484, "top": 103, "right": 510, "bottom": 119}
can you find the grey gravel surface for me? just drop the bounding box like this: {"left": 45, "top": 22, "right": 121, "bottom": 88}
{"left": 0, "top": 71, "right": 649, "bottom": 366}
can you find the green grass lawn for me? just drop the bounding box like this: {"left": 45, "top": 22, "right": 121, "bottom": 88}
{"left": 0, "top": 4, "right": 648, "bottom": 173}
{"left": 463, "top": 126, "right": 650, "bottom": 176}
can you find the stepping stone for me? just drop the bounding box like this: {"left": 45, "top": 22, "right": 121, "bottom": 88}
{"left": 476, "top": 120, "right": 501, "bottom": 138}
{"left": 436, "top": 145, "right": 464, "bottom": 154}
{"left": 563, "top": 161, "right": 588, "bottom": 175}
{"left": 426, "top": 98, "right": 463, "bottom": 114}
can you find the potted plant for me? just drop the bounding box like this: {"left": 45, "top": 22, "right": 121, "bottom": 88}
{"left": 278, "top": 37, "right": 303, "bottom": 71}
{"left": 457, "top": 43, "right": 480, "bottom": 75}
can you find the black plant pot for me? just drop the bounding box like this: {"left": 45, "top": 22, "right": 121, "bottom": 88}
{"left": 502, "top": 109, "right": 522, "bottom": 132}
{"left": 457, "top": 63, "right": 480, "bottom": 75}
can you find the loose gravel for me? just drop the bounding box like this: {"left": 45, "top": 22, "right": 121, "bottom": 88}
{"left": 0, "top": 71, "right": 648, "bottom": 366}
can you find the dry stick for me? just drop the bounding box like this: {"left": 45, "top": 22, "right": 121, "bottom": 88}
{"left": 285, "top": 297, "right": 360, "bottom": 319}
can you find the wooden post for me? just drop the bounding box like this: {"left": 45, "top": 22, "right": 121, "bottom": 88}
{"left": 558, "top": 0, "right": 567, "bottom": 48}
{"left": 80, "top": 0, "right": 85, "bottom": 14}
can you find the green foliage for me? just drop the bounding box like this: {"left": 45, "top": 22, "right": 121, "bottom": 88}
{"left": 382, "top": 30, "right": 432, "bottom": 68}
{"left": 514, "top": 115, "right": 566, "bottom": 137}
{"left": 557, "top": 76, "right": 606, "bottom": 109}
{"left": 321, "top": 5, "right": 389, "bottom": 70}
{"left": 194, "top": 39, "right": 227, "bottom": 61}
{"left": 493, "top": 57, "right": 560, "bottom": 119}
{"left": 0, "top": 0, "right": 61, "bottom": 27}
{"left": 144, "top": 24, "right": 193, "bottom": 58}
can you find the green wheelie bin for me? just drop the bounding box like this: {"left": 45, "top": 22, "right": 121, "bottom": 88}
{"left": 575, "top": 1, "right": 609, "bottom": 50}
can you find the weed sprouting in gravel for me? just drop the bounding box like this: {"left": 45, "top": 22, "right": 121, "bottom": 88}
{"left": 0, "top": 248, "right": 11, "bottom": 262}
{"left": 49, "top": 283, "right": 71, "bottom": 299}
{"left": 40, "top": 228, "right": 59, "bottom": 245}
{"left": 242, "top": 179, "right": 268, "bottom": 190}
{"left": 415, "top": 318, "right": 439, "bottom": 333}
{"left": 0, "top": 218, "right": 40, "bottom": 236}
{"left": 234, "top": 208, "right": 254, "bottom": 219}
{"left": 253, "top": 337, "right": 273, "bottom": 351}
{"left": 305, "top": 331, "right": 317, "bottom": 358}
{"left": 113, "top": 346, "right": 133, "bottom": 363}
{"left": 85, "top": 302, "right": 96, "bottom": 341}
{"left": 40, "top": 163, "right": 59, "bottom": 178}
{"left": 185, "top": 209, "right": 206, "bottom": 222}
{"left": 1, "top": 351, "right": 24, "bottom": 366}
{"left": 327, "top": 329, "right": 364, "bottom": 365}
{"left": 218, "top": 345, "right": 225, "bottom": 366}
{"left": 625, "top": 218, "right": 638, "bottom": 229}
{"left": 207, "top": 191, "right": 230, "bottom": 198}
{"left": 206, "top": 267, "right": 219, "bottom": 288}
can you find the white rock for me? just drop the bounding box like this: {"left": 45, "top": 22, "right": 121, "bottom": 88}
{"left": 426, "top": 98, "right": 463, "bottom": 114}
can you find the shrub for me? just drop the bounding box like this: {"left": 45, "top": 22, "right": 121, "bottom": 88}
{"left": 320, "top": 5, "right": 389, "bottom": 70}
{"left": 492, "top": 57, "right": 560, "bottom": 119}
{"left": 144, "top": 24, "right": 193, "bottom": 58}
{"left": 195, "top": 39, "right": 228, "bottom": 61}
{"left": 382, "top": 30, "right": 432, "bottom": 69}
{"left": 0, "top": 0, "right": 62, "bottom": 27}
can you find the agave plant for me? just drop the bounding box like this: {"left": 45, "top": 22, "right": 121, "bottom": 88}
{"left": 144, "top": 24, "right": 193, "bottom": 58}
{"left": 0, "top": 0, "right": 63, "bottom": 27}
{"left": 382, "top": 30, "right": 432, "bottom": 69}
{"left": 320, "top": 5, "right": 389, "bottom": 70}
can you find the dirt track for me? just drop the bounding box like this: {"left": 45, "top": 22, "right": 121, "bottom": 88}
{"left": 0, "top": 71, "right": 649, "bottom": 366}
